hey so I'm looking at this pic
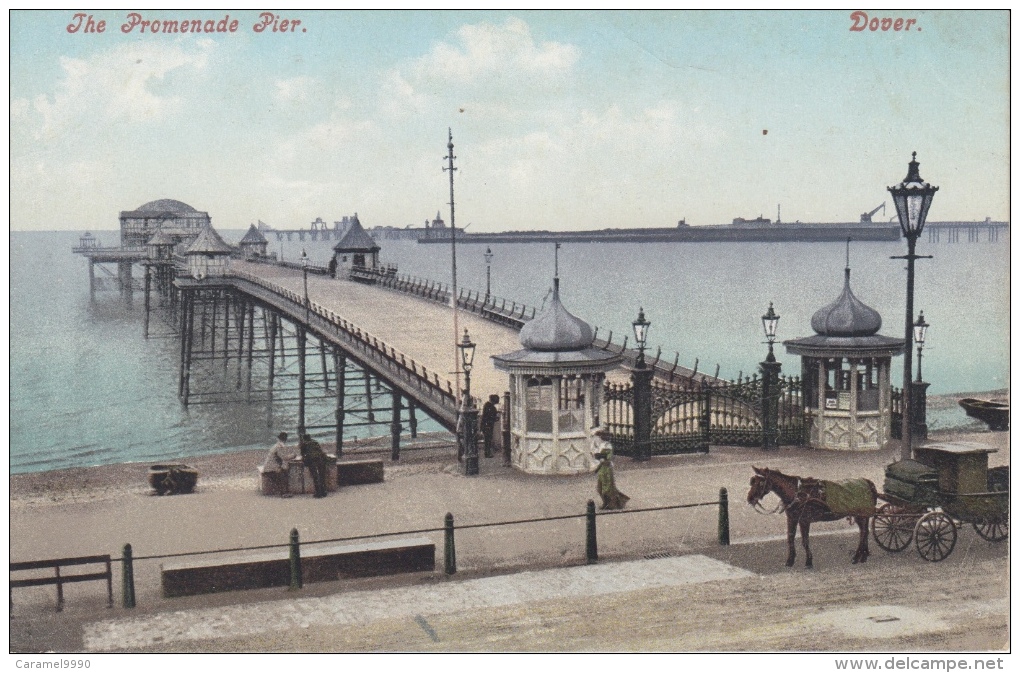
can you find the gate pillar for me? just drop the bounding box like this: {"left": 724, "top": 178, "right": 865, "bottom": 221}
{"left": 632, "top": 366, "right": 653, "bottom": 461}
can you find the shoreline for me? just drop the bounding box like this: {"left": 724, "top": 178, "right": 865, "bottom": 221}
{"left": 11, "top": 409, "right": 1009, "bottom": 513}
{"left": 10, "top": 388, "right": 1005, "bottom": 481}
{"left": 9, "top": 432, "right": 457, "bottom": 510}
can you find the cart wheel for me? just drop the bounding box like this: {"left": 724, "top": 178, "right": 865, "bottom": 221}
{"left": 914, "top": 512, "right": 957, "bottom": 562}
{"left": 973, "top": 513, "right": 1008, "bottom": 542}
{"left": 872, "top": 504, "right": 915, "bottom": 552}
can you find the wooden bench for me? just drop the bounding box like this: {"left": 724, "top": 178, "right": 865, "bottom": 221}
{"left": 10, "top": 555, "right": 113, "bottom": 613}
{"left": 161, "top": 537, "right": 434, "bottom": 597}
{"left": 337, "top": 459, "right": 385, "bottom": 485}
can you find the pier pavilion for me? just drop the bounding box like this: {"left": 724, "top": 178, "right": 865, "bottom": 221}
{"left": 119, "top": 198, "right": 211, "bottom": 248}
{"left": 784, "top": 262, "right": 904, "bottom": 451}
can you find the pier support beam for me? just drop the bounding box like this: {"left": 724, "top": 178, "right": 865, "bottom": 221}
{"left": 181, "top": 293, "right": 195, "bottom": 407}
{"left": 246, "top": 302, "right": 255, "bottom": 399}
{"left": 266, "top": 313, "right": 278, "bottom": 427}
{"left": 364, "top": 372, "right": 375, "bottom": 422}
{"left": 143, "top": 265, "right": 151, "bottom": 339}
{"left": 297, "top": 326, "right": 307, "bottom": 438}
{"left": 118, "top": 261, "right": 133, "bottom": 307}
{"left": 391, "top": 391, "right": 402, "bottom": 461}
{"left": 334, "top": 350, "right": 346, "bottom": 458}
{"left": 408, "top": 399, "right": 418, "bottom": 439}
{"left": 88, "top": 259, "right": 95, "bottom": 303}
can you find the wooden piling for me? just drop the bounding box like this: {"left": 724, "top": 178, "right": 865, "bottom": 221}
{"left": 391, "top": 391, "right": 402, "bottom": 461}
{"left": 334, "top": 350, "right": 346, "bottom": 457}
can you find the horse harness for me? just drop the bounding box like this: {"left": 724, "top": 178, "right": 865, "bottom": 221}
{"left": 754, "top": 471, "right": 828, "bottom": 515}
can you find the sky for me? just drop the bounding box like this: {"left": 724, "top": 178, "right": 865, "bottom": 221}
{"left": 9, "top": 10, "right": 1010, "bottom": 232}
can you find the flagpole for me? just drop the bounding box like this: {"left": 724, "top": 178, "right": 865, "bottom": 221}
{"left": 444, "top": 129, "right": 461, "bottom": 402}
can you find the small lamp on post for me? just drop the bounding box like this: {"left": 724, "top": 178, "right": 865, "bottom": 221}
{"left": 484, "top": 247, "right": 494, "bottom": 302}
{"left": 301, "top": 248, "right": 310, "bottom": 324}
{"left": 759, "top": 302, "right": 782, "bottom": 451}
{"left": 889, "top": 152, "right": 938, "bottom": 460}
{"left": 911, "top": 311, "right": 931, "bottom": 442}
{"left": 458, "top": 328, "right": 479, "bottom": 476}
{"left": 632, "top": 307, "right": 650, "bottom": 369}
{"left": 913, "top": 311, "right": 929, "bottom": 382}
{"left": 631, "top": 307, "right": 653, "bottom": 461}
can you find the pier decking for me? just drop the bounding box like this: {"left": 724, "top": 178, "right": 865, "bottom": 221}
{"left": 232, "top": 260, "right": 527, "bottom": 420}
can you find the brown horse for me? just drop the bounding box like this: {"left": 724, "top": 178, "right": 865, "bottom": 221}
{"left": 746, "top": 466, "right": 877, "bottom": 568}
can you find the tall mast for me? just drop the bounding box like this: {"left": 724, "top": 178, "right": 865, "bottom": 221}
{"left": 444, "top": 128, "right": 461, "bottom": 401}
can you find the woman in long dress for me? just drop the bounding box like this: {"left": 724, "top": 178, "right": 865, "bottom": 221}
{"left": 594, "top": 448, "right": 629, "bottom": 510}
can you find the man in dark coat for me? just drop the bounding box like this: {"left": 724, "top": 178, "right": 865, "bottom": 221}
{"left": 300, "top": 433, "right": 329, "bottom": 498}
{"left": 481, "top": 394, "right": 500, "bottom": 458}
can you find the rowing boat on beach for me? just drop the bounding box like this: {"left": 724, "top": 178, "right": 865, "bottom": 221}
{"left": 958, "top": 398, "right": 1009, "bottom": 431}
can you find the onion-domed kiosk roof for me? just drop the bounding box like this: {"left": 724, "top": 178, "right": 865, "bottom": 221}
{"left": 784, "top": 266, "right": 904, "bottom": 358}
{"left": 493, "top": 278, "right": 621, "bottom": 372}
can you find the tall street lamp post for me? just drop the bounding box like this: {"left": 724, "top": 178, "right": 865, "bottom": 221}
{"left": 888, "top": 152, "right": 938, "bottom": 460}
{"left": 631, "top": 308, "right": 652, "bottom": 461}
{"left": 458, "top": 328, "right": 479, "bottom": 476}
{"left": 912, "top": 311, "right": 930, "bottom": 442}
{"left": 484, "top": 247, "right": 493, "bottom": 302}
{"left": 760, "top": 302, "right": 782, "bottom": 451}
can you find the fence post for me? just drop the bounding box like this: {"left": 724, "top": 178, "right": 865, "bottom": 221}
{"left": 444, "top": 513, "right": 456, "bottom": 575}
{"left": 122, "top": 543, "right": 136, "bottom": 609}
{"left": 586, "top": 500, "right": 598, "bottom": 564}
{"left": 718, "top": 488, "right": 730, "bottom": 546}
{"left": 701, "top": 384, "right": 712, "bottom": 450}
{"left": 632, "top": 364, "right": 653, "bottom": 461}
{"left": 289, "top": 528, "right": 302, "bottom": 590}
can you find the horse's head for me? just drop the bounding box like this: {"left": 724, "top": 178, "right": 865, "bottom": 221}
{"left": 747, "top": 466, "right": 772, "bottom": 506}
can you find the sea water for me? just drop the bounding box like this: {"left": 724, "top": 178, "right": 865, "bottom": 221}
{"left": 10, "top": 230, "right": 1009, "bottom": 474}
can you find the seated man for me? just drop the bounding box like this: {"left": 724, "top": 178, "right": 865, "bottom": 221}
{"left": 261, "top": 432, "right": 294, "bottom": 497}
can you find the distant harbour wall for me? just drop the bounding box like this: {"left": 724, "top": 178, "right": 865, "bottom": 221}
{"left": 417, "top": 224, "right": 903, "bottom": 245}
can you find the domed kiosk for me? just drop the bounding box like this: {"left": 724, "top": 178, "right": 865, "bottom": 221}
{"left": 492, "top": 277, "right": 621, "bottom": 474}
{"left": 784, "top": 257, "right": 904, "bottom": 451}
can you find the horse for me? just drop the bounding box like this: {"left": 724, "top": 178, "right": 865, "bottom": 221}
{"left": 746, "top": 466, "right": 877, "bottom": 568}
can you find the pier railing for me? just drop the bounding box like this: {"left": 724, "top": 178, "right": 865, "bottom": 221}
{"left": 228, "top": 270, "right": 459, "bottom": 428}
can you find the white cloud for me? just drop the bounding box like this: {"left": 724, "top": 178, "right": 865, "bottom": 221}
{"left": 379, "top": 70, "right": 427, "bottom": 116}
{"left": 414, "top": 17, "right": 579, "bottom": 83}
{"left": 28, "top": 40, "right": 213, "bottom": 140}
{"left": 380, "top": 17, "right": 580, "bottom": 117}
{"left": 274, "top": 75, "right": 315, "bottom": 104}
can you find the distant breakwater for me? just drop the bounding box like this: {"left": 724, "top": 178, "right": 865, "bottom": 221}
{"left": 417, "top": 224, "right": 901, "bottom": 245}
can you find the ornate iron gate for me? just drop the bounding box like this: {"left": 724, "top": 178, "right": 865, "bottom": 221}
{"left": 890, "top": 386, "right": 903, "bottom": 440}
{"left": 603, "top": 373, "right": 806, "bottom": 455}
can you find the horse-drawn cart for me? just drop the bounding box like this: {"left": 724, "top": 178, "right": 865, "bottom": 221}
{"left": 872, "top": 442, "right": 1008, "bottom": 562}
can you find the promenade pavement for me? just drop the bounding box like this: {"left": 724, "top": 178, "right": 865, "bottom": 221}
{"left": 9, "top": 429, "right": 1009, "bottom": 652}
